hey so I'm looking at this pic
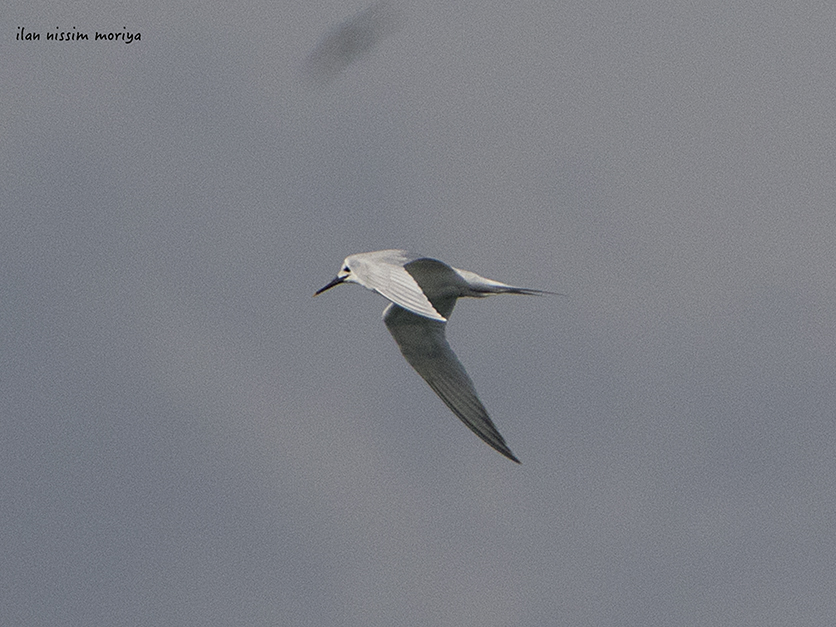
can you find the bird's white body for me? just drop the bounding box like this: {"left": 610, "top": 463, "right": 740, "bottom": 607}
{"left": 315, "top": 249, "right": 553, "bottom": 463}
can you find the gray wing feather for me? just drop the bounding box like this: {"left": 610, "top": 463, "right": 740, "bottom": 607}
{"left": 352, "top": 251, "right": 446, "bottom": 321}
{"left": 383, "top": 303, "right": 520, "bottom": 463}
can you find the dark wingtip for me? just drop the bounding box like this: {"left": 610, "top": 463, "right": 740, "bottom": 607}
{"left": 501, "top": 446, "right": 522, "bottom": 464}
{"left": 492, "top": 440, "right": 521, "bottom": 464}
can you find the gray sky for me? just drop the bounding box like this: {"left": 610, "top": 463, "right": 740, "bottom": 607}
{"left": 3, "top": 1, "right": 835, "bottom": 625}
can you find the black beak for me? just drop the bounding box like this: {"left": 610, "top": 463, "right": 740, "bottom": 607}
{"left": 314, "top": 275, "right": 346, "bottom": 296}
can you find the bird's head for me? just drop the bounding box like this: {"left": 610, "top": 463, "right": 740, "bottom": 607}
{"left": 314, "top": 257, "right": 360, "bottom": 295}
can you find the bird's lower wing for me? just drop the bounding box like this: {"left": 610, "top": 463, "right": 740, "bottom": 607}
{"left": 383, "top": 304, "right": 520, "bottom": 463}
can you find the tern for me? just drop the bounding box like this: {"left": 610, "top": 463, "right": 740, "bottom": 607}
{"left": 315, "top": 249, "right": 555, "bottom": 463}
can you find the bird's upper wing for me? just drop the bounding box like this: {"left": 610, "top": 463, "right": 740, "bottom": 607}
{"left": 383, "top": 303, "right": 520, "bottom": 463}
{"left": 353, "top": 252, "right": 447, "bottom": 321}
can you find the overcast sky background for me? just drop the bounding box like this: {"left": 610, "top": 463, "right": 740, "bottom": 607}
{"left": 3, "top": 1, "right": 835, "bottom": 625}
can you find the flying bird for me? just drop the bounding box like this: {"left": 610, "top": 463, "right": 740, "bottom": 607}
{"left": 315, "top": 249, "right": 555, "bottom": 463}
{"left": 302, "top": 1, "right": 403, "bottom": 84}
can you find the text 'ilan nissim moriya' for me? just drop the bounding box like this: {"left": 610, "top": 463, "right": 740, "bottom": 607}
{"left": 16, "top": 26, "right": 141, "bottom": 43}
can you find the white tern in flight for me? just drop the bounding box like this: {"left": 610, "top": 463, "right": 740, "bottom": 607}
{"left": 315, "top": 249, "right": 555, "bottom": 463}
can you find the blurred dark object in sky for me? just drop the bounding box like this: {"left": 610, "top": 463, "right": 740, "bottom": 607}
{"left": 302, "top": 1, "right": 404, "bottom": 84}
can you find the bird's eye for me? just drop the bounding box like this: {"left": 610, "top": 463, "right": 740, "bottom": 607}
{"left": 343, "top": 266, "right": 350, "bottom": 273}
